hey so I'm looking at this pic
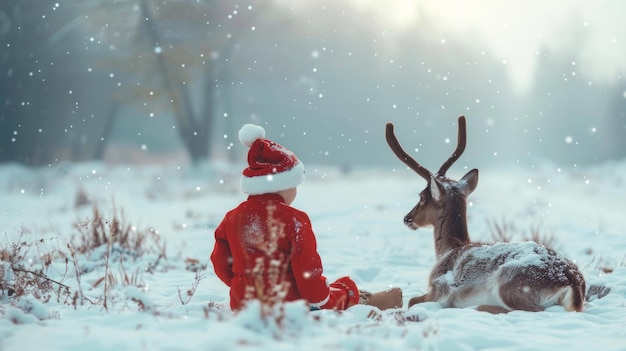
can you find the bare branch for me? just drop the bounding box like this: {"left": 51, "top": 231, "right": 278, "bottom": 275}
{"left": 11, "top": 267, "right": 70, "bottom": 290}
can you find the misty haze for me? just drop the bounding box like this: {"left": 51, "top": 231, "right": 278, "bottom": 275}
{"left": 3, "top": 3, "right": 626, "bottom": 350}
{"left": 1, "top": 1, "right": 625, "bottom": 170}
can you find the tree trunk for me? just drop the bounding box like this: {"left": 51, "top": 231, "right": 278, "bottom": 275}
{"left": 139, "top": 0, "right": 210, "bottom": 163}
{"left": 93, "top": 101, "right": 120, "bottom": 160}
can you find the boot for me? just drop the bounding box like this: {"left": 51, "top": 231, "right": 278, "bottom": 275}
{"left": 359, "top": 287, "right": 403, "bottom": 310}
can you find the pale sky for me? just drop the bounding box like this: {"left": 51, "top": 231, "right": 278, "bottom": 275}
{"left": 294, "top": 0, "right": 626, "bottom": 94}
{"left": 414, "top": 0, "right": 625, "bottom": 93}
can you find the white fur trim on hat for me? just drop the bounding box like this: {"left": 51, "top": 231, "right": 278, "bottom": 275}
{"left": 241, "top": 161, "right": 305, "bottom": 195}
{"left": 239, "top": 124, "right": 266, "bottom": 147}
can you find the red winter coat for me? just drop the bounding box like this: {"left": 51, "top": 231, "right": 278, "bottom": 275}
{"left": 212, "top": 193, "right": 344, "bottom": 311}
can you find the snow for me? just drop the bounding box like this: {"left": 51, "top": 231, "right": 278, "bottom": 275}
{"left": 1, "top": 160, "right": 626, "bottom": 350}
{"left": 467, "top": 241, "right": 568, "bottom": 270}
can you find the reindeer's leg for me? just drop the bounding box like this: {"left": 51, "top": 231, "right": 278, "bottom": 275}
{"left": 476, "top": 305, "right": 510, "bottom": 314}
{"left": 409, "top": 280, "right": 452, "bottom": 308}
{"left": 408, "top": 294, "right": 428, "bottom": 307}
{"left": 498, "top": 279, "right": 545, "bottom": 312}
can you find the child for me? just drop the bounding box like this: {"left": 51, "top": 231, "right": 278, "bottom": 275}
{"left": 211, "top": 124, "right": 402, "bottom": 312}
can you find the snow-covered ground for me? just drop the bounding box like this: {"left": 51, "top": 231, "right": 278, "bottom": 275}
{"left": 1, "top": 159, "right": 625, "bottom": 350}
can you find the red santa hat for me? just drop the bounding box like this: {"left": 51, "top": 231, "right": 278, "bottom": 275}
{"left": 238, "top": 124, "right": 305, "bottom": 195}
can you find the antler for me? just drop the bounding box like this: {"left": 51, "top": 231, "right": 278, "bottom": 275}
{"left": 385, "top": 122, "right": 432, "bottom": 180}
{"left": 436, "top": 116, "right": 467, "bottom": 176}
{"left": 386, "top": 116, "right": 468, "bottom": 179}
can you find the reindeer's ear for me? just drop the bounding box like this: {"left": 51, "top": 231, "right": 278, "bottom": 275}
{"left": 460, "top": 168, "right": 479, "bottom": 195}
{"left": 430, "top": 177, "right": 446, "bottom": 202}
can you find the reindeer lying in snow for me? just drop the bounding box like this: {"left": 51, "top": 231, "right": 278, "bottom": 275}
{"left": 386, "top": 116, "right": 586, "bottom": 313}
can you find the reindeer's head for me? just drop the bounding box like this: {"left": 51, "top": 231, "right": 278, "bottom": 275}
{"left": 386, "top": 116, "right": 479, "bottom": 230}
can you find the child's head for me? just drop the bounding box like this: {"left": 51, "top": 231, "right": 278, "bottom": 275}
{"left": 238, "top": 124, "right": 305, "bottom": 196}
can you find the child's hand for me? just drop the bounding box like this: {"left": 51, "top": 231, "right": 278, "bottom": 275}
{"left": 322, "top": 276, "right": 360, "bottom": 310}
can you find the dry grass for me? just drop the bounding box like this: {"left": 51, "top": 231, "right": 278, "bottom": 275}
{"left": 244, "top": 204, "right": 291, "bottom": 322}
{"left": 71, "top": 203, "right": 166, "bottom": 310}
{"left": 487, "top": 217, "right": 558, "bottom": 249}
{"left": 71, "top": 204, "right": 165, "bottom": 262}
{"left": 1, "top": 201, "right": 168, "bottom": 316}
{"left": 178, "top": 270, "right": 205, "bottom": 305}
{"left": 0, "top": 226, "right": 73, "bottom": 305}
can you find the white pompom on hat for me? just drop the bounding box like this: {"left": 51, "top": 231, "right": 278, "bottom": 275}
{"left": 238, "top": 124, "right": 305, "bottom": 195}
{"left": 238, "top": 124, "right": 265, "bottom": 147}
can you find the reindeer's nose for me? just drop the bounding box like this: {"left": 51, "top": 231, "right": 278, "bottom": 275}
{"left": 403, "top": 215, "right": 412, "bottom": 225}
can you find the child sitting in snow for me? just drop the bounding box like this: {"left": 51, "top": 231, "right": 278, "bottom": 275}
{"left": 211, "top": 124, "right": 401, "bottom": 311}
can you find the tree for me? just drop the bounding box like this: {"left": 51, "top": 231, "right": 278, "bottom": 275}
{"left": 1, "top": 0, "right": 271, "bottom": 165}
{"left": 0, "top": 1, "right": 110, "bottom": 165}
{"left": 78, "top": 0, "right": 270, "bottom": 163}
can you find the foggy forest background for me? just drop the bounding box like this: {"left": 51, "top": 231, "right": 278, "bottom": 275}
{"left": 1, "top": 0, "right": 625, "bottom": 171}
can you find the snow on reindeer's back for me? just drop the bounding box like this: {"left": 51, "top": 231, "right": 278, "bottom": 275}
{"left": 451, "top": 241, "right": 575, "bottom": 286}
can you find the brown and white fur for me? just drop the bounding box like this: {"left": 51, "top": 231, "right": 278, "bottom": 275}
{"left": 386, "top": 116, "right": 585, "bottom": 313}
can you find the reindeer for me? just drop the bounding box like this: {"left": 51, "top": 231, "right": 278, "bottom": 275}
{"left": 386, "top": 116, "right": 585, "bottom": 313}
